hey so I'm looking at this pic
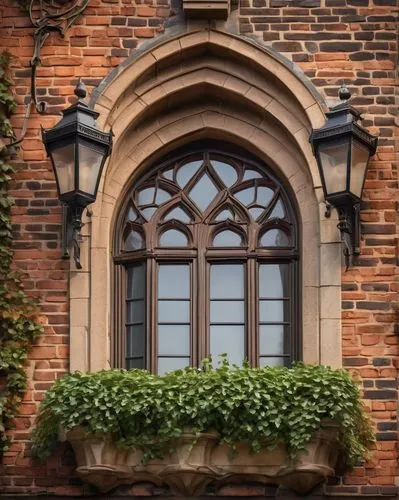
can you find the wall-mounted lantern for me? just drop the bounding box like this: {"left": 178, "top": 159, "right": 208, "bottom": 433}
{"left": 42, "top": 81, "right": 113, "bottom": 269}
{"left": 310, "top": 85, "right": 378, "bottom": 268}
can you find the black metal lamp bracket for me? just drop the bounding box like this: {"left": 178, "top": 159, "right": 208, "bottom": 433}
{"left": 62, "top": 205, "right": 86, "bottom": 270}
{"left": 10, "top": 0, "right": 90, "bottom": 147}
{"left": 336, "top": 203, "right": 361, "bottom": 270}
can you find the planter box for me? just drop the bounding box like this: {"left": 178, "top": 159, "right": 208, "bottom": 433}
{"left": 66, "top": 422, "right": 340, "bottom": 495}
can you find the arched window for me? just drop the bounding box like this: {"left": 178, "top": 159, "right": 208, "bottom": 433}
{"left": 113, "top": 146, "right": 299, "bottom": 374}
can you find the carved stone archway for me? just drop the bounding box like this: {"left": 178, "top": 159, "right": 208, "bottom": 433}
{"left": 68, "top": 27, "right": 342, "bottom": 373}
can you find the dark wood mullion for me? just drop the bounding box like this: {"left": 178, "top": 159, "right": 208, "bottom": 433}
{"left": 148, "top": 257, "right": 155, "bottom": 372}
{"left": 248, "top": 257, "right": 256, "bottom": 366}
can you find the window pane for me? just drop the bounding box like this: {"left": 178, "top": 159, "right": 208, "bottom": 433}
{"left": 127, "top": 300, "right": 145, "bottom": 323}
{"left": 259, "top": 357, "right": 286, "bottom": 367}
{"left": 213, "top": 230, "right": 242, "bottom": 247}
{"left": 215, "top": 209, "right": 235, "bottom": 222}
{"left": 319, "top": 138, "right": 349, "bottom": 194}
{"left": 249, "top": 207, "right": 264, "bottom": 220}
{"left": 176, "top": 161, "right": 202, "bottom": 187}
{"left": 127, "top": 207, "right": 138, "bottom": 222}
{"left": 158, "top": 357, "right": 190, "bottom": 375}
{"left": 189, "top": 173, "right": 219, "bottom": 212}
{"left": 158, "top": 300, "right": 190, "bottom": 323}
{"left": 155, "top": 188, "right": 171, "bottom": 204}
{"left": 210, "top": 264, "right": 244, "bottom": 299}
{"left": 259, "top": 300, "right": 285, "bottom": 322}
{"left": 210, "top": 325, "right": 245, "bottom": 366}
{"left": 235, "top": 187, "right": 255, "bottom": 206}
{"left": 210, "top": 301, "right": 244, "bottom": 323}
{"left": 141, "top": 207, "right": 157, "bottom": 220}
{"left": 243, "top": 169, "right": 262, "bottom": 181}
{"left": 137, "top": 187, "right": 155, "bottom": 205}
{"left": 164, "top": 207, "right": 191, "bottom": 223}
{"left": 124, "top": 230, "right": 144, "bottom": 251}
{"left": 158, "top": 325, "right": 190, "bottom": 356}
{"left": 260, "top": 229, "right": 290, "bottom": 247}
{"left": 269, "top": 198, "right": 285, "bottom": 219}
{"left": 211, "top": 160, "right": 238, "bottom": 187}
{"left": 158, "top": 265, "right": 190, "bottom": 298}
{"left": 259, "top": 325, "right": 286, "bottom": 356}
{"left": 127, "top": 325, "right": 145, "bottom": 357}
{"left": 256, "top": 186, "right": 274, "bottom": 206}
{"left": 126, "top": 358, "right": 145, "bottom": 369}
{"left": 127, "top": 263, "right": 145, "bottom": 299}
{"left": 259, "top": 264, "right": 289, "bottom": 298}
{"left": 160, "top": 229, "right": 188, "bottom": 247}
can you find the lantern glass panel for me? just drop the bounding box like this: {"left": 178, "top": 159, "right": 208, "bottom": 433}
{"left": 78, "top": 140, "right": 104, "bottom": 196}
{"left": 350, "top": 139, "right": 370, "bottom": 199}
{"left": 51, "top": 143, "right": 75, "bottom": 195}
{"left": 318, "top": 137, "right": 349, "bottom": 196}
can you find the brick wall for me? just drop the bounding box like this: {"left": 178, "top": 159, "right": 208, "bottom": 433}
{"left": 0, "top": 0, "right": 397, "bottom": 496}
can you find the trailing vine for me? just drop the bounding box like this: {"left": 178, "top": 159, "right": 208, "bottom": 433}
{"left": 0, "top": 50, "right": 43, "bottom": 454}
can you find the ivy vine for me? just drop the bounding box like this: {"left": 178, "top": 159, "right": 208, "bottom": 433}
{"left": 32, "top": 362, "right": 374, "bottom": 469}
{"left": 0, "top": 50, "right": 43, "bottom": 454}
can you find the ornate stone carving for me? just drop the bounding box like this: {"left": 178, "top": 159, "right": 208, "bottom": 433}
{"left": 66, "top": 422, "right": 340, "bottom": 496}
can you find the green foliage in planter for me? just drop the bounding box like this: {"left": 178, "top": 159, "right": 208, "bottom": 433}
{"left": 0, "top": 50, "right": 43, "bottom": 454}
{"left": 32, "top": 362, "right": 373, "bottom": 468}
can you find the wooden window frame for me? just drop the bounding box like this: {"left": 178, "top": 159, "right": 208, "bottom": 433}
{"left": 112, "top": 143, "right": 300, "bottom": 372}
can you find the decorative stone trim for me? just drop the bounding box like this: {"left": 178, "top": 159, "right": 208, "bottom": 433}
{"left": 66, "top": 422, "right": 340, "bottom": 496}
{"left": 182, "top": 0, "right": 231, "bottom": 20}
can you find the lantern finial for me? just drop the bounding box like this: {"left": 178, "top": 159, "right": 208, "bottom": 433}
{"left": 338, "top": 83, "right": 351, "bottom": 102}
{"left": 75, "top": 79, "right": 87, "bottom": 99}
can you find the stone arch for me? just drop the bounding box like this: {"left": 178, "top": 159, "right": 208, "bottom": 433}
{"left": 69, "top": 27, "right": 342, "bottom": 374}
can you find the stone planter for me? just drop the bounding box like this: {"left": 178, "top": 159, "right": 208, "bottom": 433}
{"left": 66, "top": 422, "right": 340, "bottom": 496}
{"left": 211, "top": 421, "right": 340, "bottom": 495}
{"left": 66, "top": 427, "right": 219, "bottom": 495}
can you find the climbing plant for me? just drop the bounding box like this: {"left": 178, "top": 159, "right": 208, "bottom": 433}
{"left": 0, "top": 50, "right": 43, "bottom": 454}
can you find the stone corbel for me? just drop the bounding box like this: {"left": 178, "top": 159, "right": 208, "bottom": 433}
{"left": 182, "top": 0, "right": 231, "bottom": 20}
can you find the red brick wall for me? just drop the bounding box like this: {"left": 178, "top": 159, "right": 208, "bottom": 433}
{"left": 0, "top": 0, "right": 397, "bottom": 496}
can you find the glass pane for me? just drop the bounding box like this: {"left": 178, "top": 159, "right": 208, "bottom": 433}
{"left": 189, "top": 173, "right": 219, "bottom": 212}
{"left": 211, "top": 160, "right": 238, "bottom": 187}
{"left": 235, "top": 187, "right": 255, "bottom": 206}
{"left": 318, "top": 138, "right": 349, "bottom": 195}
{"left": 158, "top": 325, "right": 190, "bottom": 356}
{"left": 269, "top": 199, "right": 285, "bottom": 219}
{"left": 351, "top": 140, "right": 369, "bottom": 198}
{"left": 137, "top": 187, "right": 155, "bottom": 205}
{"left": 243, "top": 169, "right": 262, "bottom": 181}
{"left": 78, "top": 142, "right": 103, "bottom": 196}
{"left": 126, "top": 358, "right": 145, "bottom": 369}
{"left": 126, "top": 325, "right": 145, "bottom": 357}
{"left": 260, "top": 229, "right": 290, "bottom": 247}
{"left": 259, "top": 325, "right": 286, "bottom": 355}
{"left": 163, "top": 168, "right": 174, "bottom": 180}
{"left": 127, "top": 300, "right": 145, "bottom": 323}
{"left": 160, "top": 229, "right": 188, "bottom": 247}
{"left": 249, "top": 207, "right": 264, "bottom": 220}
{"left": 259, "top": 300, "right": 284, "bottom": 322}
{"left": 141, "top": 207, "right": 157, "bottom": 220}
{"left": 213, "top": 230, "right": 242, "bottom": 247}
{"left": 155, "top": 188, "right": 171, "bottom": 204}
{"left": 215, "top": 209, "right": 234, "bottom": 222}
{"left": 158, "top": 264, "right": 190, "bottom": 298}
{"left": 210, "top": 300, "right": 244, "bottom": 323}
{"left": 127, "top": 263, "right": 145, "bottom": 299}
{"left": 158, "top": 357, "right": 190, "bottom": 375}
{"left": 164, "top": 207, "right": 191, "bottom": 223}
{"left": 51, "top": 143, "right": 75, "bottom": 194}
{"left": 210, "top": 325, "right": 244, "bottom": 366}
{"left": 259, "top": 357, "right": 285, "bottom": 367}
{"left": 259, "top": 264, "right": 289, "bottom": 298}
{"left": 124, "top": 230, "right": 144, "bottom": 251}
{"left": 256, "top": 186, "right": 274, "bottom": 206}
{"left": 127, "top": 207, "right": 138, "bottom": 221}
{"left": 210, "top": 264, "right": 244, "bottom": 299}
{"left": 158, "top": 300, "right": 190, "bottom": 323}
{"left": 176, "top": 161, "right": 202, "bottom": 187}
